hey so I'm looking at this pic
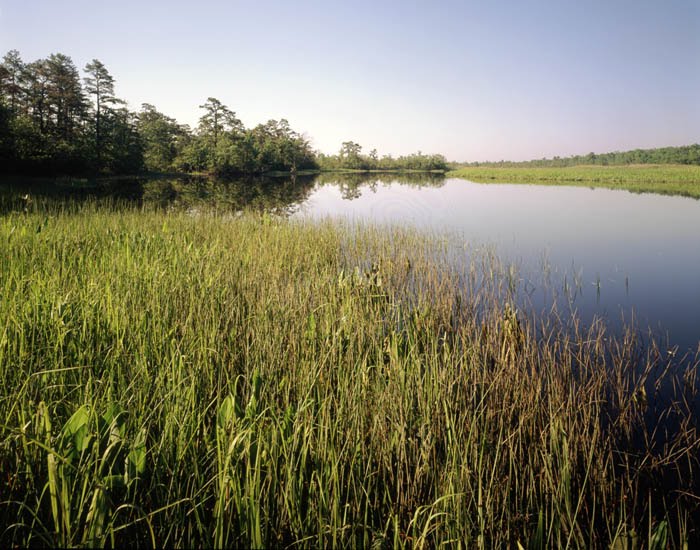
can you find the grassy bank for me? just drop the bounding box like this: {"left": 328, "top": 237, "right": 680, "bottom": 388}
{"left": 447, "top": 164, "right": 700, "bottom": 198}
{"left": 1, "top": 202, "right": 699, "bottom": 547}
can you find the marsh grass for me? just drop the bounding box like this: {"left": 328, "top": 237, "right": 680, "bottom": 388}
{"left": 447, "top": 165, "right": 700, "bottom": 198}
{"left": 0, "top": 200, "right": 699, "bottom": 547}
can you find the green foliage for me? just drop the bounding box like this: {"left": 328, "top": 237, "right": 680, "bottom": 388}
{"left": 317, "top": 142, "right": 448, "bottom": 171}
{"left": 0, "top": 50, "right": 143, "bottom": 175}
{"left": 30, "top": 400, "right": 149, "bottom": 546}
{"left": 0, "top": 49, "right": 322, "bottom": 177}
{"left": 138, "top": 104, "right": 189, "bottom": 172}
{"left": 103, "top": 107, "right": 144, "bottom": 174}
{"left": 197, "top": 97, "right": 243, "bottom": 148}
{"left": 0, "top": 202, "right": 698, "bottom": 546}
{"left": 0, "top": 101, "right": 14, "bottom": 159}
{"left": 460, "top": 144, "right": 700, "bottom": 168}
{"left": 447, "top": 164, "right": 700, "bottom": 198}
{"left": 173, "top": 137, "right": 210, "bottom": 173}
{"left": 0, "top": 50, "right": 24, "bottom": 113}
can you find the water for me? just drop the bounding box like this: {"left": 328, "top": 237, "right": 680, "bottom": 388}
{"left": 3, "top": 173, "right": 699, "bottom": 352}
{"left": 295, "top": 175, "right": 700, "bottom": 353}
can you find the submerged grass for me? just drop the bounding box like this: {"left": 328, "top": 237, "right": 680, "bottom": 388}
{"left": 446, "top": 164, "right": 700, "bottom": 198}
{"left": 1, "top": 200, "right": 699, "bottom": 547}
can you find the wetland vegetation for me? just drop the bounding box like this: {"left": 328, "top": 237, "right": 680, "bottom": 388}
{"left": 0, "top": 199, "right": 699, "bottom": 547}
{"left": 447, "top": 145, "right": 700, "bottom": 198}
{"left": 447, "top": 165, "right": 700, "bottom": 199}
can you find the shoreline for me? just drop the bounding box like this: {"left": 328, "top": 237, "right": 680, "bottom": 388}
{"left": 447, "top": 164, "right": 700, "bottom": 198}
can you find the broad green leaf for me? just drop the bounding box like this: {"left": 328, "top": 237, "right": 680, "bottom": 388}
{"left": 100, "top": 402, "right": 125, "bottom": 442}
{"left": 128, "top": 428, "right": 148, "bottom": 476}
{"left": 62, "top": 405, "right": 91, "bottom": 457}
{"left": 246, "top": 370, "right": 263, "bottom": 419}
{"left": 218, "top": 394, "right": 236, "bottom": 430}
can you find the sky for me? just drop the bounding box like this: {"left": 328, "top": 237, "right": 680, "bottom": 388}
{"left": 1, "top": 0, "right": 698, "bottom": 162}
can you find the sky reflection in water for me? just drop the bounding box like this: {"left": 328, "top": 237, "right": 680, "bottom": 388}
{"left": 295, "top": 178, "right": 700, "bottom": 352}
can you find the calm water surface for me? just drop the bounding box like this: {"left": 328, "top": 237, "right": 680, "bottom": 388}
{"left": 293, "top": 176, "right": 700, "bottom": 353}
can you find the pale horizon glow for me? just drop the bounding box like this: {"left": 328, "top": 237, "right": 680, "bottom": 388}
{"left": 1, "top": 0, "right": 698, "bottom": 162}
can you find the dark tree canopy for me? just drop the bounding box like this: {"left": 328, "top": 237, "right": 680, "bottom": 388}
{"left": 0, "top": 50, "right": 321, "bottom": 176}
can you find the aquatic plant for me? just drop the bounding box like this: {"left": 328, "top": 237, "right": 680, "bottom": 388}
{"left": 0, "top": 201, "right": 698, "bottom": 547}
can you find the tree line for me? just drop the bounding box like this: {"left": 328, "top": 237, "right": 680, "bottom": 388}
{"left": 0, "top": 50, "right": 449, "bottom": 177}
{"left": 462, "top": 144, "right": 700, "bottom": 168}
{"left": 0, "top": 50, "right": 319, "bottom": 176}
{"left": 316, "top": 141, "right": 447, "bottom": 171}
{"left": 0, "top": 51, "right": 147, "bottom": 174}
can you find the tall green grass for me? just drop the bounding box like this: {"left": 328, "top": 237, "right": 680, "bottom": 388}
{"left": 1, "top": 200, "right": 698, "bottom": 547}
{"left": 447, "top": 164, "right": 700, "bottom": 198}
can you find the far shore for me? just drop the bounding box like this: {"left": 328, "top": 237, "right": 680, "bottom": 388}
{"left": 447, "top": 164, "right": 700, "bottom": 198}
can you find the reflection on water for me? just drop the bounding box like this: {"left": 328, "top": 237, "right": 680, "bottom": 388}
{"left": 0, "top": 172, "right": 446, "bottom": 213}
{"left": 2, "top": 172, "right": 699, "bottom": 352}
{"left": 0, "top": 174, "right": 320, "bottom": 214}
{"left": 139, "top": 175, "right": 319, "bottom": 214}
{"left": 296, "top": 177, "right": 700, "bottom": 353}
{"left": 312, "top": 171, "right": 446, "bottom": 200}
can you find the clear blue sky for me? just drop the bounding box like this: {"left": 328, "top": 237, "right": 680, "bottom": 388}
{"left": 1, "top": 0, "right": 698, "bottom": 161}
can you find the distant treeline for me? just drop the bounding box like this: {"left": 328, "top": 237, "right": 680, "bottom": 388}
{"left": 0, "top": 49, "right": 445, "bottom": 177}
{"left": 461, "top": 144, "right": 700, "bottom": 168}
{"left": 317, "top": 141, "right": 448, "bottom": 171}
